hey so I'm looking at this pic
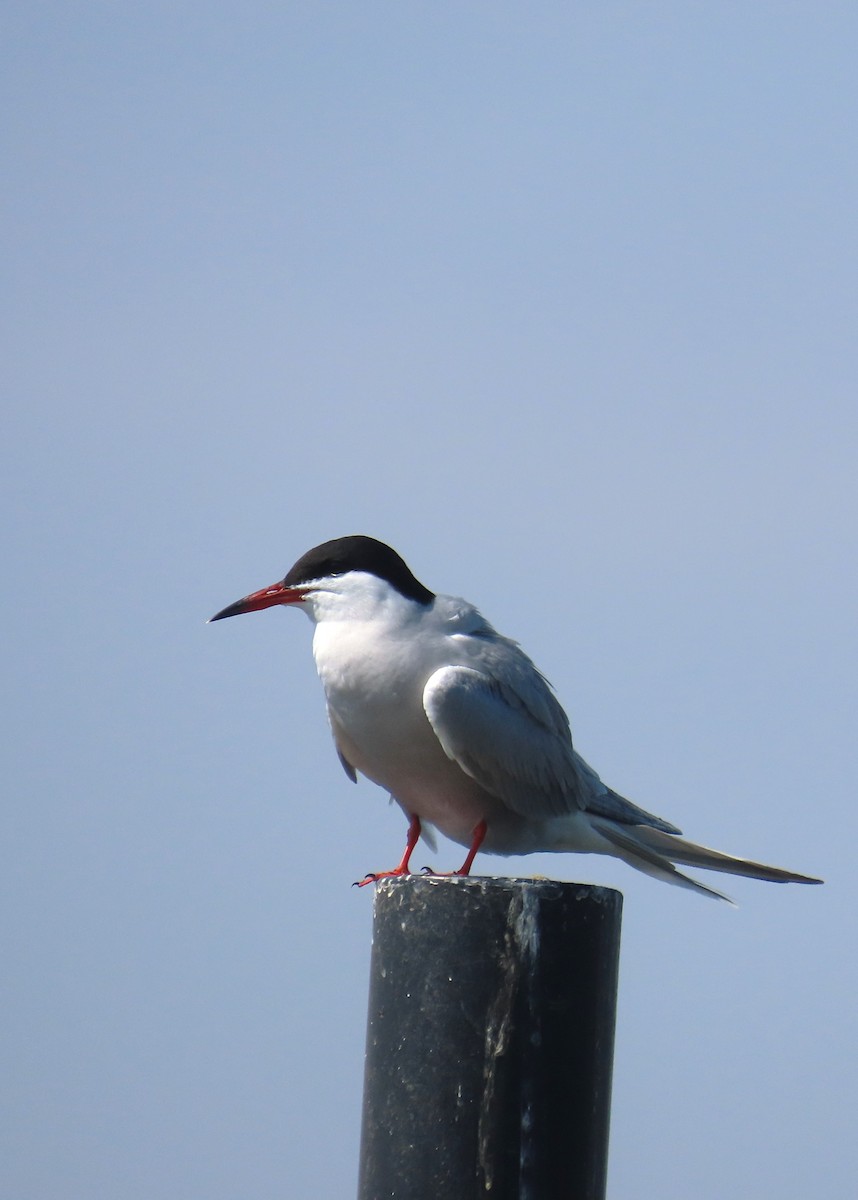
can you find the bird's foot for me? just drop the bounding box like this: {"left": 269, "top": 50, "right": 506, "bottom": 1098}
{"left": 353, "top": 814, "right": 423, "bottom": 888}
{"left": 418, "top": 820, "right": 488, "bottom": 878}
{"left": 353, "top": 867, "right": 412, "bottom": 888}
{"left": 353, "top": 818, "right": 487, "bottom": 886}
{"left": 422, "top": 820, "right": 488, "bottom": 878}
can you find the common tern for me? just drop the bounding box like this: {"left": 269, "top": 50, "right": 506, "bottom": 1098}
{"left": 210, "top": 535, "right": 821, "bottom": 900}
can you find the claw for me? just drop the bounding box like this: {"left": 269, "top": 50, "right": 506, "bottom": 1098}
{"left": 418, "top": 821, "right": 488, "bottom": 878}
{"left": 354, "top": 814, "right": 423, "bottom": 889}
{"left": 354, "top": 867, "right": 411, "bottom": 887}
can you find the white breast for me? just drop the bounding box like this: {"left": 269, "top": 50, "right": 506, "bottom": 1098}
{"left": 310, "top": 596, "right": 505, "bottom": 845}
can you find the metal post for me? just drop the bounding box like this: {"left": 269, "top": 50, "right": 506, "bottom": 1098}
{"left": 357, "top": 875, "right": 623, "bottom": 1200}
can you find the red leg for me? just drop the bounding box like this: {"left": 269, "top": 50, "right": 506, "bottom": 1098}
{"left": 355, "top": 814, "right": 422, "bottom": 887}
{"left": 421, "top": 820, "right": 488, "bottom": 879}
{"left": 454, "top": 819, "right": 487, "bottom": 876}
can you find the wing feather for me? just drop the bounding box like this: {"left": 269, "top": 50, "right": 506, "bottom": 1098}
{"left": 423, "top": 664, "right": 589, "bottom": 818}
{"left": 423, "top": 660, "right": 680, "bottom": 833}
{"left": 337, "top": 746, "right": 357, "bottom": 783}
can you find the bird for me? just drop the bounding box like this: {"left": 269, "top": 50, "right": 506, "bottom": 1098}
{"left": 210, "top": 535, "right": 822, "bottom": 900}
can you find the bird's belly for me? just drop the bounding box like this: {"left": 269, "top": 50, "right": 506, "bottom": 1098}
{"left": 326, "top": 688, "right": 500, "bottom": 847}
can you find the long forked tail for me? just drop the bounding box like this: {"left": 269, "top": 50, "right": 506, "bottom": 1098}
{"left": 590, "top": 817, "right": 823, "bottom": 903}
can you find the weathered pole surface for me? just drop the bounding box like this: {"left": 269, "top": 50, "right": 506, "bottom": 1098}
{"left": 357, "top": 875, "right": 623, "bottom": 1200}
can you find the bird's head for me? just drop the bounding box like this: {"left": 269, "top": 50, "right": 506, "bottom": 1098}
{"left": 208, "top": 535, "right": 435, "bottom": 625}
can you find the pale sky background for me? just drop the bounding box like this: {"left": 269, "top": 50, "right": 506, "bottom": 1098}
{"left": 2, "top": 4, "right": 856, "bottom": 1197}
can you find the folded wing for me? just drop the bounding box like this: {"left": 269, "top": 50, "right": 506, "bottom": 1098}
{"left": 423, "top": 664, "right": 582, "bottom": 818}
{"left": 423, "top": 663, "right": 674, "bottom": 835}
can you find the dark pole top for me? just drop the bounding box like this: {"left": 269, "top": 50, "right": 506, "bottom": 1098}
{"left": 358, "top": 876, "right": 623, "bottom": 1200}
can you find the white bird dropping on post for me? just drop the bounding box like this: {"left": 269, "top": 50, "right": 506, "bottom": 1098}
{"left": 210, "top": 535, "right": 822, "bottom": 900}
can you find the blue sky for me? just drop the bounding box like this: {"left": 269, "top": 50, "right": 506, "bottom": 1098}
{"left": 3, "top": 4, "right": 855, "bottom": 1197}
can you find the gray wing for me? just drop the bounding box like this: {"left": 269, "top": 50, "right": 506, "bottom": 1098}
{"left": 423, "top": 663, "right": 680, "bottom": 832}
{"left": 337, "top": 746, "right": 357, "bottom": 783}
{"left": 423, "top": 664, "right": 590, "bottom": 819}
